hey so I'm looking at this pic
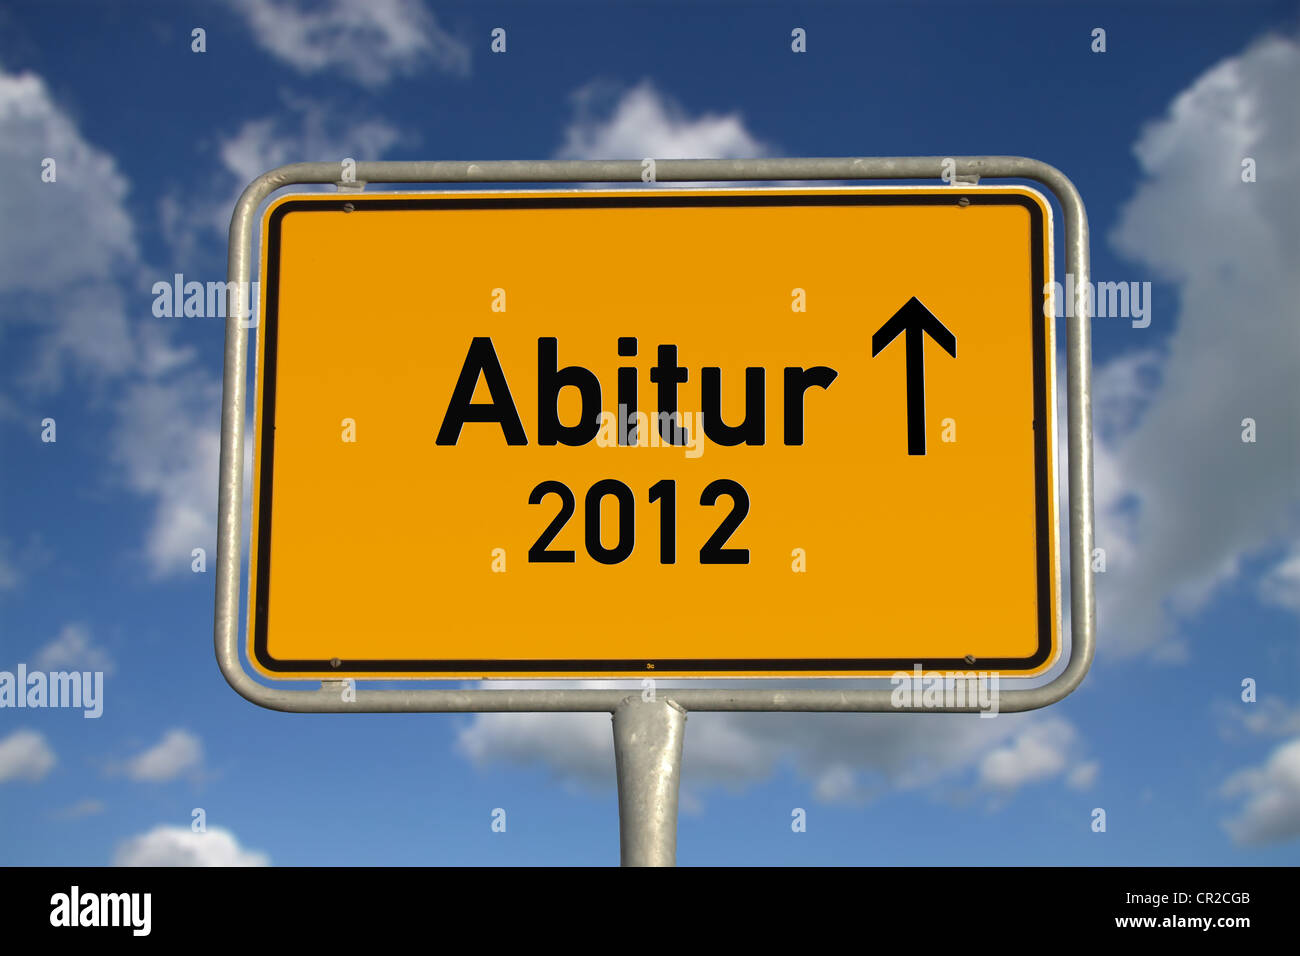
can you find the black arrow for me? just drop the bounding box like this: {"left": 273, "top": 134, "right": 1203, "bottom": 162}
{"left": 871, "top": 296, "right": 957, "bottom": 456}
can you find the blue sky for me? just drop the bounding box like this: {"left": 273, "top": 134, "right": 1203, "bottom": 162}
{"left": 1, "top": 0, "right": 1298, "bottom": 866}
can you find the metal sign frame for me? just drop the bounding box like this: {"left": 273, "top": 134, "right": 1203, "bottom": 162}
{"left": 217, "top": 156, "right": 1093, "bottom": 713}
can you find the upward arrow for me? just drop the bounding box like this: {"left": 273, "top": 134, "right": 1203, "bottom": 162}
{"left": 871, "top": 296, "right": 957, "bottom": 456}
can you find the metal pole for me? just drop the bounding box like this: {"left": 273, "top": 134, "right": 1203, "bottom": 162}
{"left": 612, "top": 696, "right": 687, "bottom": 866}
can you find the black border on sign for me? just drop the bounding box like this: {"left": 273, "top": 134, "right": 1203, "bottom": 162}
{"left": 253, "top": 192, "right": 1052, "bottom": 675}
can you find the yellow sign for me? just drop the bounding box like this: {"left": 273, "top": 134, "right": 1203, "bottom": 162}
{"left": 249, "top": 187, "right": 1059, "bottom": 679}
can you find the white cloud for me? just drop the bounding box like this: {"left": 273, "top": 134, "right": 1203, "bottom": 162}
{"left": 811, "top": 764, "right": 859, "bottom": 803}
{"left": 124, "top": 729, "right": 203, "bottom": 783}
{"left": 458, "top": 710, "right": 614, "bottom": 786}
{"left": 34, "top": 623, "right": 114, "bottom": 675}
{"left": 114, "top": 825, "right": 269, "bottom": 866}
{"left": 0, "top": 66, "right": 226, "bottom": 579}
{"left": 0, "top": 69, "right": 136, "bottom": 389}
{"left": 1259, "top": 547, "right": 1300, "bottom": 613}
{"left": 160, "top": 95, "right": 405, "bottom": 260}
{"left": 1091, "top": 349, "right": 1163, "bottom": 446}
{"left": 1066, "top": 760, "right": 1100, "bottom": 790}
{"left": 1220, "top": 697, "right": 1300, "bottom": 738}
{"left": 0, "top": 534, "right": 52, "bottom": 597}
{"left": 0, "top": 72, "right": 136, "bottom": 289}
{"left": 230, "top": 0, "right": 469, "bottom": 87}
{"left": 0, "top": 729, "right": 56, "bottom": 783}
{"left": 217, "top": 97, "right": 404, "bottom": 193}
{"left": 111, "top": 380, "right": 222, "bottom": 577}
{"left": 1098, "top": 32, "right": 1300, "bottom": 656}
{"left": 556, "top": 79, "right": 770, "bottom": 160}
{"left": 1221, "top": 736, "right": 1300, "bottom": 846}
{"left": 978, "top": 719, "right": 1088, "bottom": 792}
{"left": 50, "top": 798, "right": 106, "bottom": 820}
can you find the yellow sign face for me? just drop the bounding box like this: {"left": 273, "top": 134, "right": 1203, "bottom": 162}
{"left": 249, "top": 186, "right": 1059, "bottom": 679}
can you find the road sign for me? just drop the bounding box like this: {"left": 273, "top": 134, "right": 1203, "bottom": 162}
{"left": 248, "top": 185, "right": 1060, "bottom": 679}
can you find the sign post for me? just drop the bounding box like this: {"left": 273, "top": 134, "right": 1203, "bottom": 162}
{"left": 613, "top": 696, "right": 686, "bottom": 866}
{"left": 217, "top": 157, "right": 1094, "bottom": 865}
